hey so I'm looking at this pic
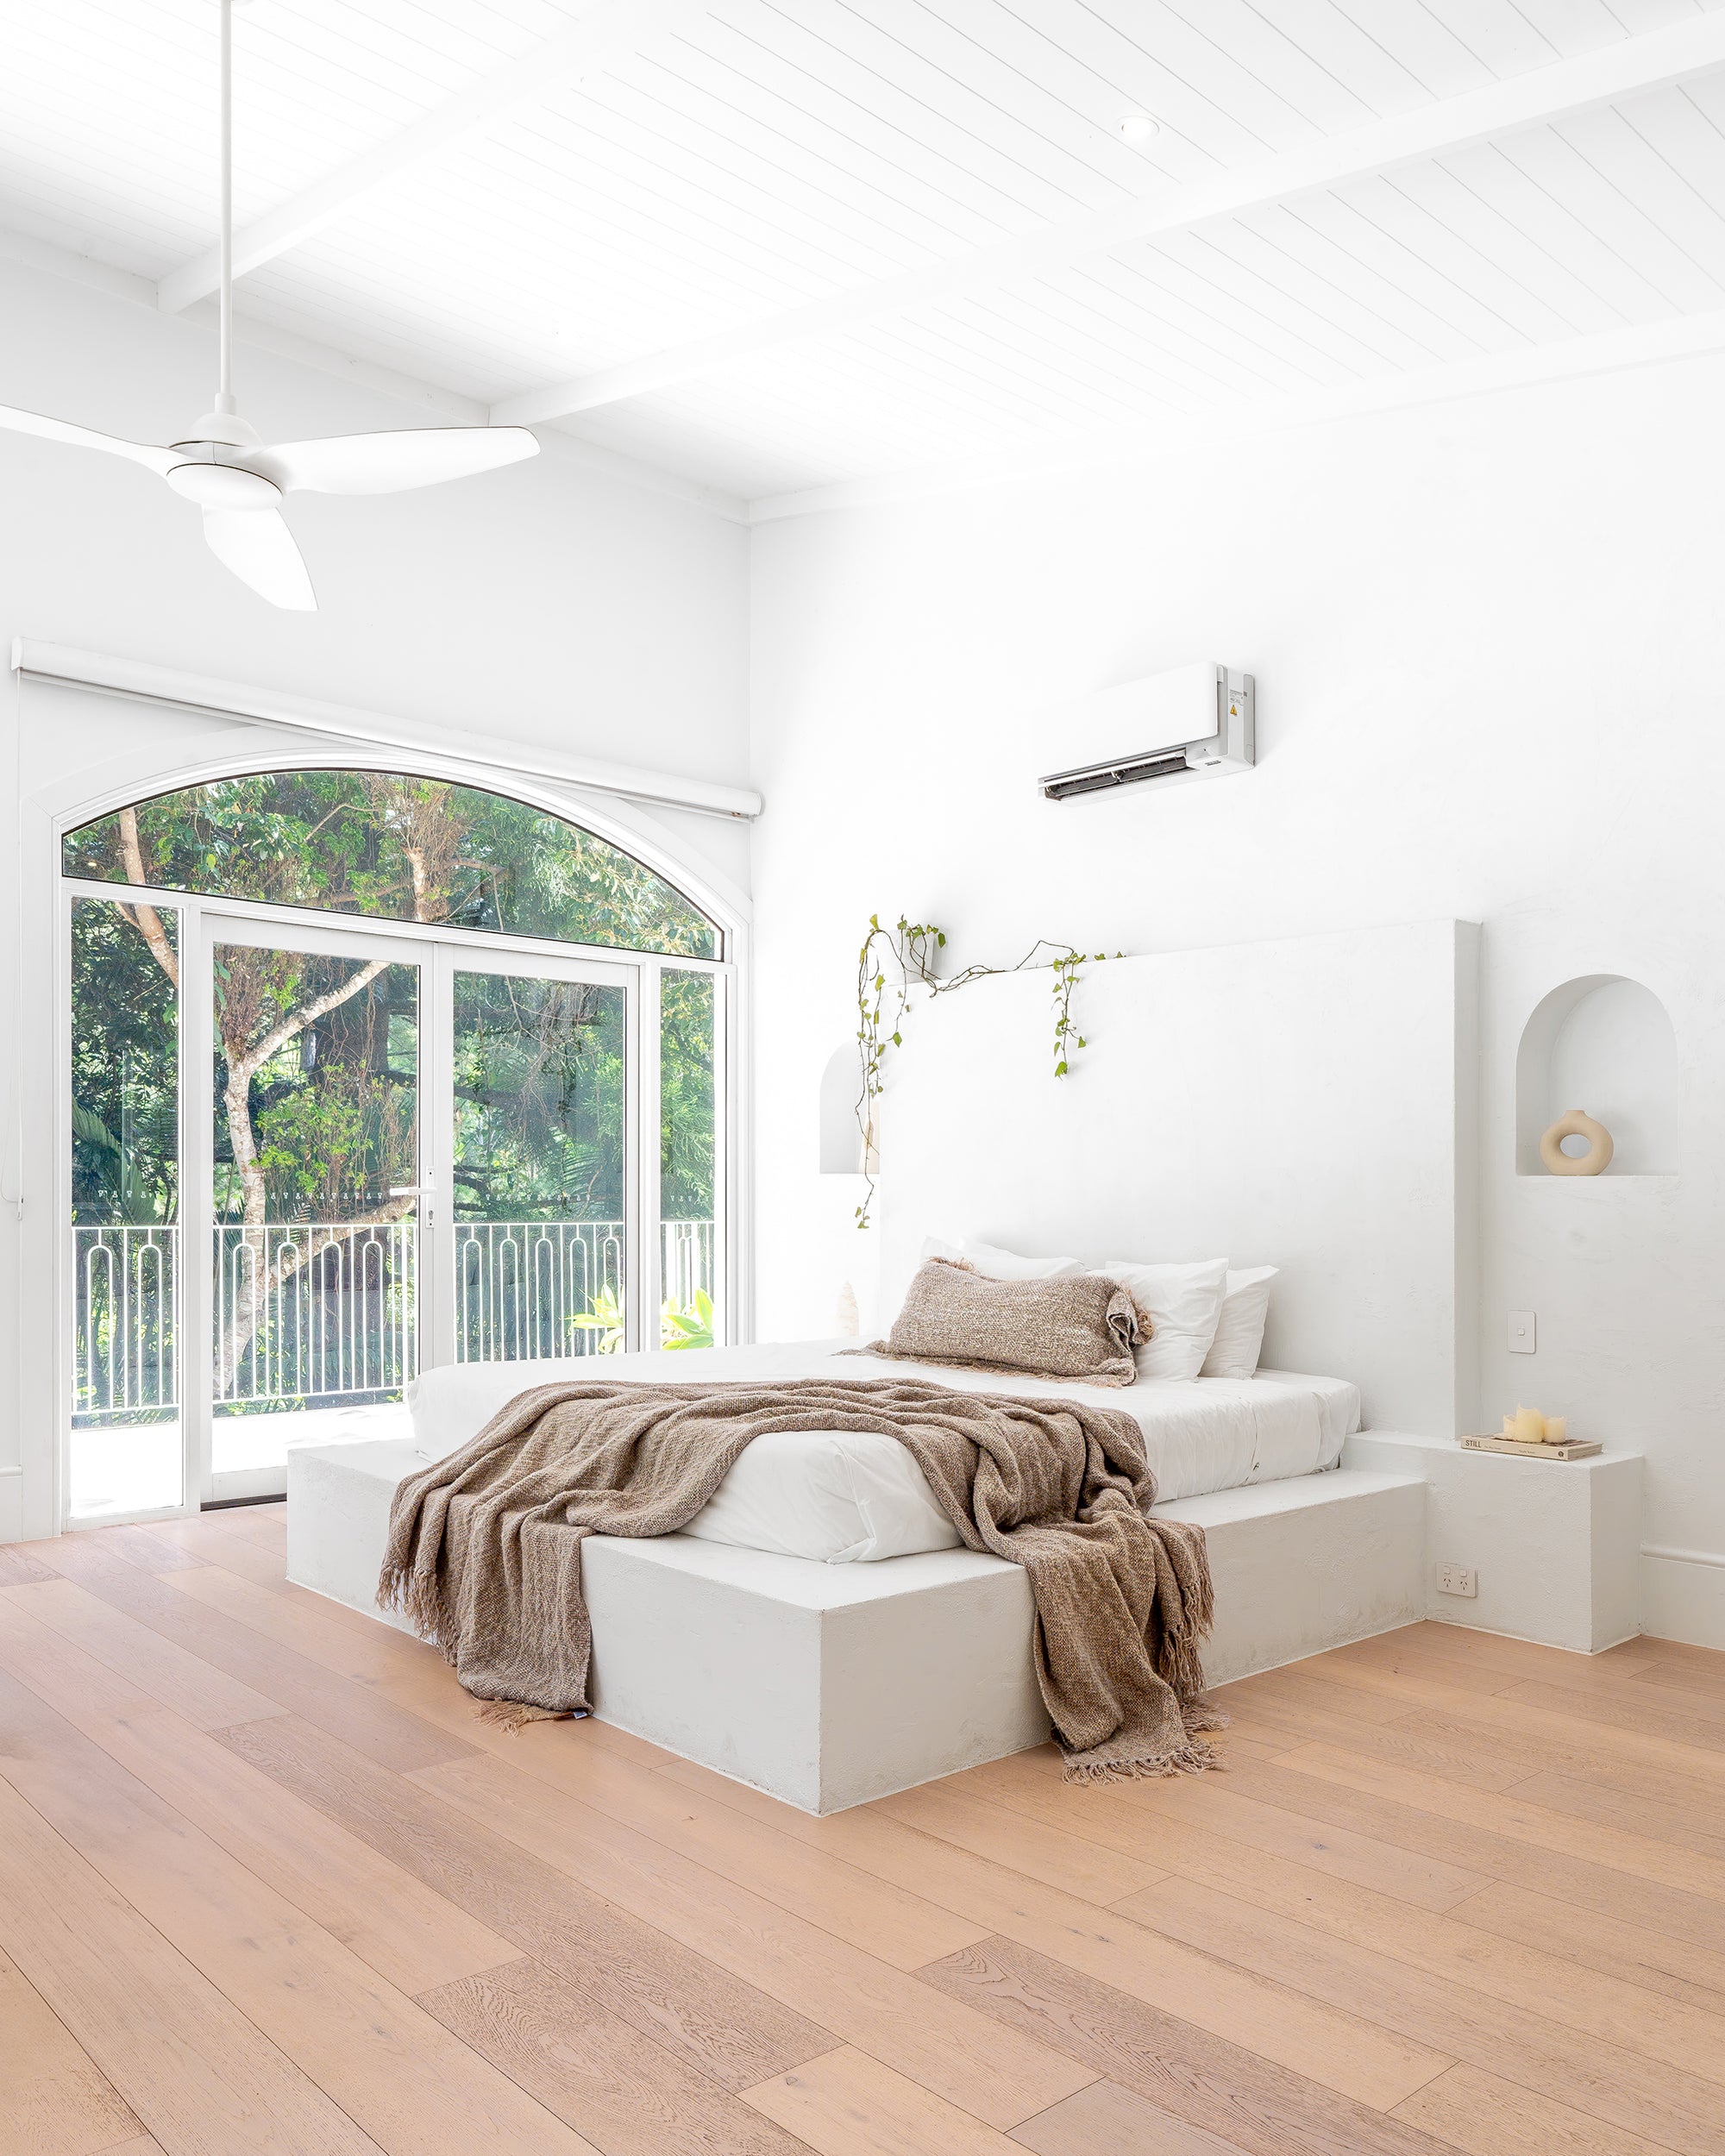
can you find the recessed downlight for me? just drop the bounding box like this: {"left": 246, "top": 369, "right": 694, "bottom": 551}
{"left": 1117, "top": 111, "right": 1160, "bottom": 142}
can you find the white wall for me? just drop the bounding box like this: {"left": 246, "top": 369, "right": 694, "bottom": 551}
{"left": 0, "top": 258, "right": 751, "bottom": 1539}
{"left": 750, "top": 352, "right": 1725, "bottom": 1646}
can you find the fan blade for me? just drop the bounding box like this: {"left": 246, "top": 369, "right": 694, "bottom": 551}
{"left": 0, "top": 401, "right": 176, "bottom": 475}
{"left": 203, "top": 508, "right": 317, "bottom": 611}
{"left": 248, "top": 424, "right": 538, "bottom": 497}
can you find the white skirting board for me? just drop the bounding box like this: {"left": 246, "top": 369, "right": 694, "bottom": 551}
{"left": 1641, "top": 1548, "right": 1725, "bottom": 1651}
{"left": 288, "top": 1440, "right": 1424, "bottom": 1814}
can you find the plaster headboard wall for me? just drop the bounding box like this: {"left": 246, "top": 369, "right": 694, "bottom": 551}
{"left": 876, "top": 918, "right": 1480, "bottom": 1438}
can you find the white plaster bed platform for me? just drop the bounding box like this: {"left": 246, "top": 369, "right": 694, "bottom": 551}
{"left": 287, "top": 1436, "right": 1425, "bottom": 1814}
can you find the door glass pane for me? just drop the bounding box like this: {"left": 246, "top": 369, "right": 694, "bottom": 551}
{"left": 212, "top": 944, "right": 418, "bottom": 1477}
{"left": 661, "top": 968, "right": 718, "bottom": 1350}
{"left": 452, "top": 971, "right": 627, "bottom": 1361}
{"left": 70, "top": 896, "right": 180, "bottom": 1517}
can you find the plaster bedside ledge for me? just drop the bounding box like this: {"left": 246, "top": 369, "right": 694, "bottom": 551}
{"left": 1341, "top": 1430, "right": 1642, "bottom": 1653}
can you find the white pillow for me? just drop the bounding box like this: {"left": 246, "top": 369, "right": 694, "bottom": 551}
{"left": 1201, "top": 1267, "right": 1279, "bottom": 1379}
{"left": 1095, "top": 1258, "right": 1228, "bottom": 1382}
{"left": 919, "top": 1234, "right": 1083, "bottom": 1282}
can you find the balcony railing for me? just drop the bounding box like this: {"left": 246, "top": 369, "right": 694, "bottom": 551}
{"left": 72, "top": 1217, "right": 717, "bottom": 1420}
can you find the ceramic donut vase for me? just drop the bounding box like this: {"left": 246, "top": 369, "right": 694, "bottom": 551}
{"left": 1540, "top": 1107, "right": 1614, "bottom": 1177}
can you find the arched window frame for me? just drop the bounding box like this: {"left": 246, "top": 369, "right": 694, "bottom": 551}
{"left": 32, "top": 732, "right": 751, "bottom": 1532}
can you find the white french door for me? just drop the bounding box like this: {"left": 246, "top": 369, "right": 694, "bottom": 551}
{"left": 66, "top": 881, "right": 724, "bottom": 1522}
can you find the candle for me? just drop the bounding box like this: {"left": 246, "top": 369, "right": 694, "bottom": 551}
{"left": 1544, "top": 1417, "right": 1566, "bottom": 1445}
{"left": 1513, "top": 1407, "right": 1546, "bottom": 1445}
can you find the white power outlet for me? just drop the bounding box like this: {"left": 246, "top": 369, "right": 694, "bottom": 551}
{"left": 1437, "top": 1564, "right": 1478, "bottom": 1599}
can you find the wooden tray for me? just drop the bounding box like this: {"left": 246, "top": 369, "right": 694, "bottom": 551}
{"left": 1460, "top": 1433, "right": 1603, "bottom": 1462}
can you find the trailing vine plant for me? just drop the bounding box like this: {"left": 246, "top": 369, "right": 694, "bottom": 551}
{"left": 853, "top": 916, "right": 1115, "bottom": 1227}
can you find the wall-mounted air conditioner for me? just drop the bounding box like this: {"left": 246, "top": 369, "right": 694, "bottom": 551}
{"left": 1037, "top": 662, "right": 1254, "bottom": 801}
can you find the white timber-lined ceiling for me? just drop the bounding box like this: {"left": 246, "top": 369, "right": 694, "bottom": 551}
{"left": 3, "top": 0, "right": 1725, "bottom": 514}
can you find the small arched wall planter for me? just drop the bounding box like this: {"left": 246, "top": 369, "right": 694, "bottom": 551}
{"left": 1515, "top": 975, "right": 1679, "bottom": 1176}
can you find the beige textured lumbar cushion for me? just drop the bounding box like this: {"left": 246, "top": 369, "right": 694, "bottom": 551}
{"left": 874, "top": 1257, "right": 1140, "bottom": 1386}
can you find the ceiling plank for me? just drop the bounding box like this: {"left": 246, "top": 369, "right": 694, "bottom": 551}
{"left": 489, "top": 10, "right": 1725, "bottom": 426}
{"left": 155, "top": 0, "right": 712, "bottom": 316}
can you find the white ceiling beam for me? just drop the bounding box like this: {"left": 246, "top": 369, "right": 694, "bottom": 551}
{"left": 746, "top": 305, "right": 1725, "bottom": 524}
{"left": 3, "top": 226, "right": 748, "bottom": 522}
{"left": 492, "top": 12, "right": 1725, "bottom": 429}
{"left": 156, "top": 0, "right": 710, "bottom": 315}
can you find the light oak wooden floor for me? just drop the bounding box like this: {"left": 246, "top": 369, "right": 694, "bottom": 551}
{"left": 3, "top": 1510, "right": 1724, "bottom": 2156}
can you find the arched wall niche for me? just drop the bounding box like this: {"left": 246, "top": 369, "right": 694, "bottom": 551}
{"left": 819, "top": 1045, "right": 861, "bottom": 1174}
{"left": 1515, "top": 975, "right": 1678, "bottom": 1176}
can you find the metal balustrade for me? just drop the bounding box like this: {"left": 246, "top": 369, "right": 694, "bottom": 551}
{"left": 214, "top": 1220, "right": 417, "bottom": 1409}
{"left": 73, "top": 1225, "right": 179, "bottom": 1421}
{"left": 73, "top": 1216, "right": 717, "bottom": 1419}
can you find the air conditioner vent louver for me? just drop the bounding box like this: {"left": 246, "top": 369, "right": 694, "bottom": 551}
{"left": 1041, "top": 749, "right": 1191, "bottom": 800}
{"left": 1035, "top": 663, "right": 1254, "bottom": 801}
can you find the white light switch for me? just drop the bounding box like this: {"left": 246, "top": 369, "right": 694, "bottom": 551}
{"left": 1508, "top": 1309, "right": 1536, "bottom": 1354}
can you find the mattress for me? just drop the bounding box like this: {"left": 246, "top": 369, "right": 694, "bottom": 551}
{"left": 405, "top": 1340, "right": 1360, "bottom": 1564}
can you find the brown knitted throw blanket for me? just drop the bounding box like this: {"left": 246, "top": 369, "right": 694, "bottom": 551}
{"left": 379, "top": 1376, "right": 1223, "bottom": 1782}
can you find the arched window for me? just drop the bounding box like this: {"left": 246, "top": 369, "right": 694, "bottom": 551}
{"left": 63, "top": 767, "right": 718, "bottom": 958}
{"left": 62, "top": 768, "right": 729, "bottom": 1522}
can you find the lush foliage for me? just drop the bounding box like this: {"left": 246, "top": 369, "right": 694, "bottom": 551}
{"left": 71, "top": 899, "right": 179, "bottom": 1225}
{"left": 452, "top": 974, "right": 624, "bottom": 1221}
{"left": 853, "top": 915, "right": 1114, "bottom": 1228}
{"left": 66, "top": 768, "right": 717, "bottom": 960}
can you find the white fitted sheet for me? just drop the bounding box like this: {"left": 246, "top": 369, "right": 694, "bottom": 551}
{"left": 405, "top": 1341, "right": 1359, "bottom": 1564}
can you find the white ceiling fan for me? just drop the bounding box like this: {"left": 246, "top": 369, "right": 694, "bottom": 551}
{"left": 0, "top": 0, "right": 537, "bottom": 611}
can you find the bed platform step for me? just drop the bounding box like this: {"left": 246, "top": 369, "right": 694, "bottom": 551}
{"left": 288, "top": 1443, "right": 1424, "bottom": 1814}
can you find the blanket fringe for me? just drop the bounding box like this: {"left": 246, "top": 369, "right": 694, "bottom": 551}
{"left": 1062, "top": 1734, "right": 1221, "bottom": 1783}
{"left": 473, "top": 1697, "right": 579, "bottom": 1733}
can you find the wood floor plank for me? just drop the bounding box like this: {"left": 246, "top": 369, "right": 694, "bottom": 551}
{"left": 1391, "top": 2062, "right": 1675, "bottom": 2155}
{"left": 1453, "top": 1881, "right": 1725, "bottom": 2016}
{"left": 1373, "top": 1702, "right": 1725, "bottom": 1813}
{"left": 1208, "top": 1754, "right": 1725, "bottom": 1957}
{"left": 1321, "top": 1631, "right": 1661, "bottom": 1702}
{"left": 91, "top": 1525, "right": 207, "bottom": 1574}
{"left": 423, "top": 1745, "right": 1447, "bottom": 2113}
{"left": 421, "top": 1958, "right": 822, "bottom": 2156}
{"left": 1116, "top": 1874, "right": 1725, "bottom": 2155}
{"left": 1413, "top": 1622, "right": 1664, "bottom": 1677}
{"left": 34, "top": 1532, "right": 475, "bottom": 1773}
{"left": 0, "top": 1945, "right": 145, "bottom": 2156}
{"left": 874, "top": 1777, "right": 1171, "bottom": 1905}
{"left": 1277, "top": 1743, "right": 1725, "bottom": 1902}
{"left": 216, "top": 1711, "right": 843, "bottom": 2101}
{"left": 1073, "top": 1758, "right": 1488, "bottom": 1911}
{"left": 1631, "top": 1657, "right": 1725, "bottom": 1704}
{"left": 742, "top": 2046, "right": 1026, "bottom": 2156}
{"left": 0, "top": 1776, "right": 383, "bottom": 2156}
{"left": 1259, "top": 1653, "right": 1725, "bottom": 1788}
{"left": 957, "top": 1746, "right": 1488, "bottom": 1916}
{"left": 395, "top": 1741, "right": 1097, "bottom": 2129}
{"left": 0, "top": 1577, "right": 285, "bottom": 1731}
{"left": 1110, "top": 1854, "right": 1725, "bottom": 2086}
{"left": 919, "top": 1939, "right": 1458, "bottom": 2156}
{"left": 1208, "top": 1701, "right": 1527, "bottom": 1791}
{"left": 392, "top": 1704, "right": 994, "bottom": 1976}
{"left": 964, "top": 1749, "right": 1725, "bottom": 2092}
{"left": 1502, "top": 1677, "right": 1725, "bottom": 1752}
{"left": 0, "top": 1672, "right": 601, "bottom": 2156}
{"left": 0, "top": 1592, "right": 518, "bottom": 1996}
{"left": 1506, "top": 1765, "right": 1725, "bottom": 1860}
{"left": 0, "top": 1540, "right": 58, "bottom": 1585}
{"left": 1006, "top": 2078, "right": 1251, "bottom": 2156}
